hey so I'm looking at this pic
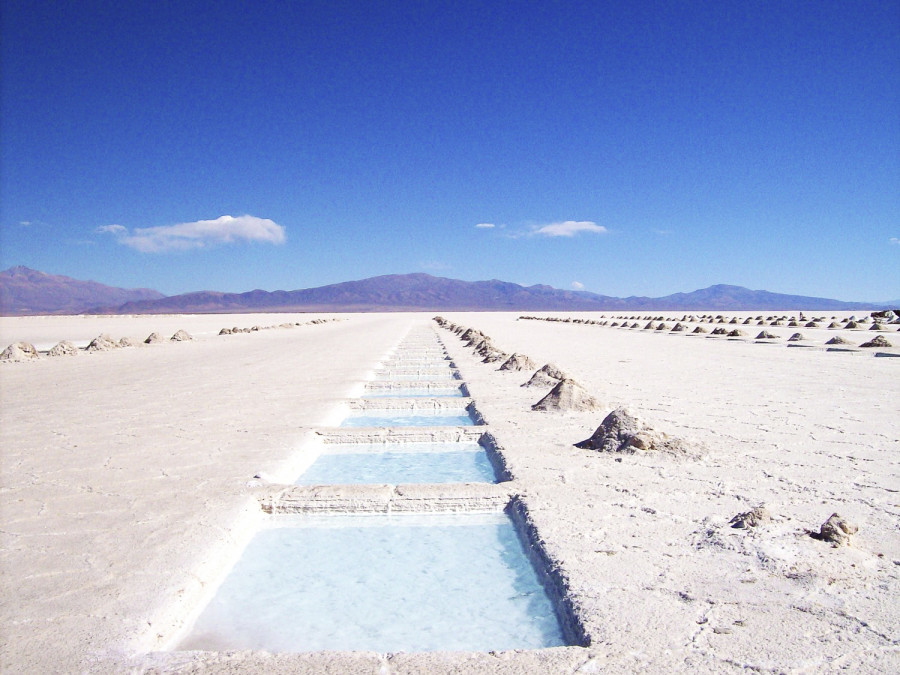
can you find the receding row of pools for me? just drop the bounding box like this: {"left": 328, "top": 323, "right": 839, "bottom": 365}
{"left": 172, "top": 327, "right": 577, "bottom": 654}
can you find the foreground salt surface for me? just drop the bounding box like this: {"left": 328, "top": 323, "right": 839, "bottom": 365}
{"left": 1, "top": 311, "right": 898, "bottom": 672}
{"left": 178, "top": 513, "right": 564, "bottom": 652}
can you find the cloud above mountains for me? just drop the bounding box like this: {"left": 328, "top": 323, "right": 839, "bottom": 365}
{"left": 535, "top": 221, "right": 607, "bottom": 237}
{"left": 97, "top": 215, "right": 286, "bottom": 253}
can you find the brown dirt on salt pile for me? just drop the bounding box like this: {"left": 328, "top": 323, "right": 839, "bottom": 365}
{"left": 1, "top": 342, "right": 41, "bottom": 361}
{"left": 499, "top": 353, "right": 536, "bottom": 371}
{"left": 575, "top": 408, "right": 686, "bottom": 454}
{"left": 522, "top": 362, "right": 569, "bottom": 388}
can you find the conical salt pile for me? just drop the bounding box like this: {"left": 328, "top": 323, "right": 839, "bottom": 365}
{"left": 860, "top": 335, "right": 892, "bottom": 348}
{"left": 522, "top": 363, "right": 569, "bottom": 388}
{"left": 48, "top": 341, "right": 79, "bottom": 357}
{"left": 1, "top": 342, "right": 41, "bottom": 361}
{"left": 86, "top": 334, "right": 119, "bottom": 352}
{"left": 575, "top": 408, "right": 685, "bottom": 454}
{"left": 531, "top": 378, "right": 602, "bottom": 412}
{"left": 170, "top": 329, "right": 192, "bottom": 341}
{"left": 499, "top": 353, "right": 536, "bottom": 371}
{"left": 144, "top": 332, "right": 164, "bottom": 344}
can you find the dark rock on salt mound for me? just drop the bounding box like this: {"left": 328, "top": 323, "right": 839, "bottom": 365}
{"left": 532, "top": 378, "right": 602, "bottom": 412}
{"left": 170, "top": 329, "right": 193, "bottom": 342}
{"left": 575, "top": 408, "right": 685, "bottom": 454}
{"left": 756, "top": 331, "right": 778, "bottom": 340}
{"left": 48, "top": 340, "right": 78, "bottom": 357}
{"left": 812, "top": 513, "right": 858, "bottom": 547}
{"left": 787, "top": 333, "right": 804, "bottom": 342}
{"left": 727, "top": 329, "right": 746, "bottom": 337}
{"left": 692, "top": 326, "right": 708, "bottom": 334}
{"left": 86, "top": 334, "right": 119, "bottom": 352}
{"left": 860, "top": 335, "right": 892, "bottom": 348}
{"left": 499, "top": 353, "right": 536, "bottom": 371}
{"left": 144, "top": 332, "right": 164, "bottom": 344}
{"left": 1, "top": 342, "right": 41, "bottom": 361}
{"left": 730, "top": 505, "right": 771, "bottom": 529}
{"left": 522, "top": 363, "right": 569, "bottom": 388}
{"left": 826, "top": 336, "right": 853, "bottom": 345}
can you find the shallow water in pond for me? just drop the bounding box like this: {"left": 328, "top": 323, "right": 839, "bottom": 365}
{"left": 177, "top": 513, "right": 566, "bottom": 652}
{"left": 296, "top": 442, "right": 496, "bottom": 484}
{"left": 340, "top": 412, "right": 477, "bottom": 427}
{"left": 362, "top": 387, "right": 465, "bottom": 398}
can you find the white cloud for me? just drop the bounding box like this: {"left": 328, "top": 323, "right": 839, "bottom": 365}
{"left": 653, "top": 228, "right": 673, "bottom": 236}
{"left": 475, "top": 223, "right": 495, "bottom": 229}
{"left": 891, "top": 237, "right": 900, "bottom": 245}
{"left": 96, "top": 224, "right": 127, "bottom": 234}
{"left": 571, "top": 281, "right": 585, "bottom": 290}
{"left": 534, "top": 220, "right": 607, "bottom": 237}
{"left": 98, "top": 215, "right": 286, "bottom": 253}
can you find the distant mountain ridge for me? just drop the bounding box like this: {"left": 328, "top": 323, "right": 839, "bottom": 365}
{"left": 112, "top": 273, "right": 885, "bottom": 313}
{"left": 0, "top": 266, "right": 165, "bottom": 315}
{"left": 0, "top": 267, "right": 888, "bottom": 315}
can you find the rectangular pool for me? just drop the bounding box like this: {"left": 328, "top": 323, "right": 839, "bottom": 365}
{"left": 339, "top": 410, "right": 478, "bottom": 427}
{"left": 296, "top": 441, "right": 497, "bottom": 484}
{"left": 176, "top": 513, "right": 568, "bottom": 653}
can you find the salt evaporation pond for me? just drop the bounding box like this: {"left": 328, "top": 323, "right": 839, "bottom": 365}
{"left": 363, "top": 387, "right": 465, "bottom": 398}
{"left": 296, "top": 441, "right": 497, "bottom": 484}
{"left": 340, "top": 410, "right": 478, "bottom": 427}
{"left": 178, "top": 513, "right": 567, "bottom": 652}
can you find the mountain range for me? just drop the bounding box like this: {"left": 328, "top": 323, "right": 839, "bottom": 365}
{"left": 0, "top": 266, "right": 889, "bottom": 315}
{"left": 0, "top": 266, "right": 164, "bottom": 315}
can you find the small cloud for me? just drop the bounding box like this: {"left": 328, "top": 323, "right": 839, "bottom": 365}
{"left": 534, "top": 220, "right": 607, "bottom": 237}
{"left": 571, "top": 281, "right": 585, "bottom": 290}
{"left": 891, "top": 237, "right": 900, "bottom": 245}
{"left": 97, "top": 215, "right": 286, "bottom": 253}
{"left": 19, "top": 221, "right": 31, "bottom": 226}
{"left": 475, "top": 223, "right": 495, "bottom": 229}
{"left": 653, "top": 228, "right": 673, "bottom": 236}
{"left": 96, "top": 224, "right": 127, "bottom": 234}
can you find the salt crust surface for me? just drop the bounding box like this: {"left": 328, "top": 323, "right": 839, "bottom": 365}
{"left": 1, "top": 311, "right": 898, "bottom": 673}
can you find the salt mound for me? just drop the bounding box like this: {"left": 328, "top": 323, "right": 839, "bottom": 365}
{"left": 531, "top": 378, "right": 602, "bottom": 412}
{"left": 118, "top": 337, "right": 139, "bottom": 348}
{"left": 825, "top": 336, "right": 852, "bottom": 345}
{"left": 727, "top": 329, "right": 747, "bottom": 337}
{"left": 805, "top": 321, "right": 819, "bottom": 328}
{"left": 787, "top": 333, "right": 804, "bottom": 342}
{"left": 144, "top": 332, "right": 164, "bottom": 344}
{"left": 730, "top": 506, "right": 771, "bottom": 529}
{"left": 48, "top": 341, "right": 79, "bottom": 357}
{"left": 482, "top": 350, "right": 508, "bottom": 364}
{"left": 1, "top": 342, "right": 40, "bottom": 361}
{"left": 655, "top": 323, "right": 669, "bottom": 331}
{"left": 755, "top": 331, "right": 778, "bottom": 339}
{"left": 860, "top": 335, "right": 892, "bottom": 348}
{"left": 522, "top": 363, "right": 569, "bottom": 388}
{"left": 827, "top": 322, "right": 840, "bottom": 329}
{"left": 845, "top": 321, "right": 860, "bottom": 329}
{"left": 575, "top": 408, "right": 685, "bottom": 454}
{"left": 813, "top": 513, "right": 857, "bottom": 547}
{"left": 499, "top": 353, "right": 536, "bottom": 371}
{"left": 691, "top": 326, "right": 708, "bottom": 334}
{"left": 869, "top": 323, "right": 887, "bottom": 331}
{"left": 711, "top": 327, "right": 728, "bottom": 335}
{"left": 170, "top": 329, "right": 192, "bottom": 342}
{"left": 219, "top": 328, "right": 232, "bottom": 335}
{"left": 86, "top": 334, "right": 118, "bottom": 352}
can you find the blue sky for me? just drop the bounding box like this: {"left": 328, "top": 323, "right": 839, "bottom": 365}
{"left": 2, "top": 1, "right": 898, "bottom": 300}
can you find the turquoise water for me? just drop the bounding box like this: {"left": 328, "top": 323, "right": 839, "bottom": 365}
{"left": 296, "top": 442, "right": 496, "bottom": 484}
{"left": 340, "top": 412, "right": 477, "bottom": 427}
{"left": 363, "top": 387, "right": 465, "bottom": 398}
{"left": 177, "top": 513, "right": 567, "bottom": 652}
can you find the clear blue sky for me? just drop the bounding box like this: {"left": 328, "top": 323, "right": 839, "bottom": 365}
{"left": 2, "top": 1, "right": 898, "bottom": 300}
